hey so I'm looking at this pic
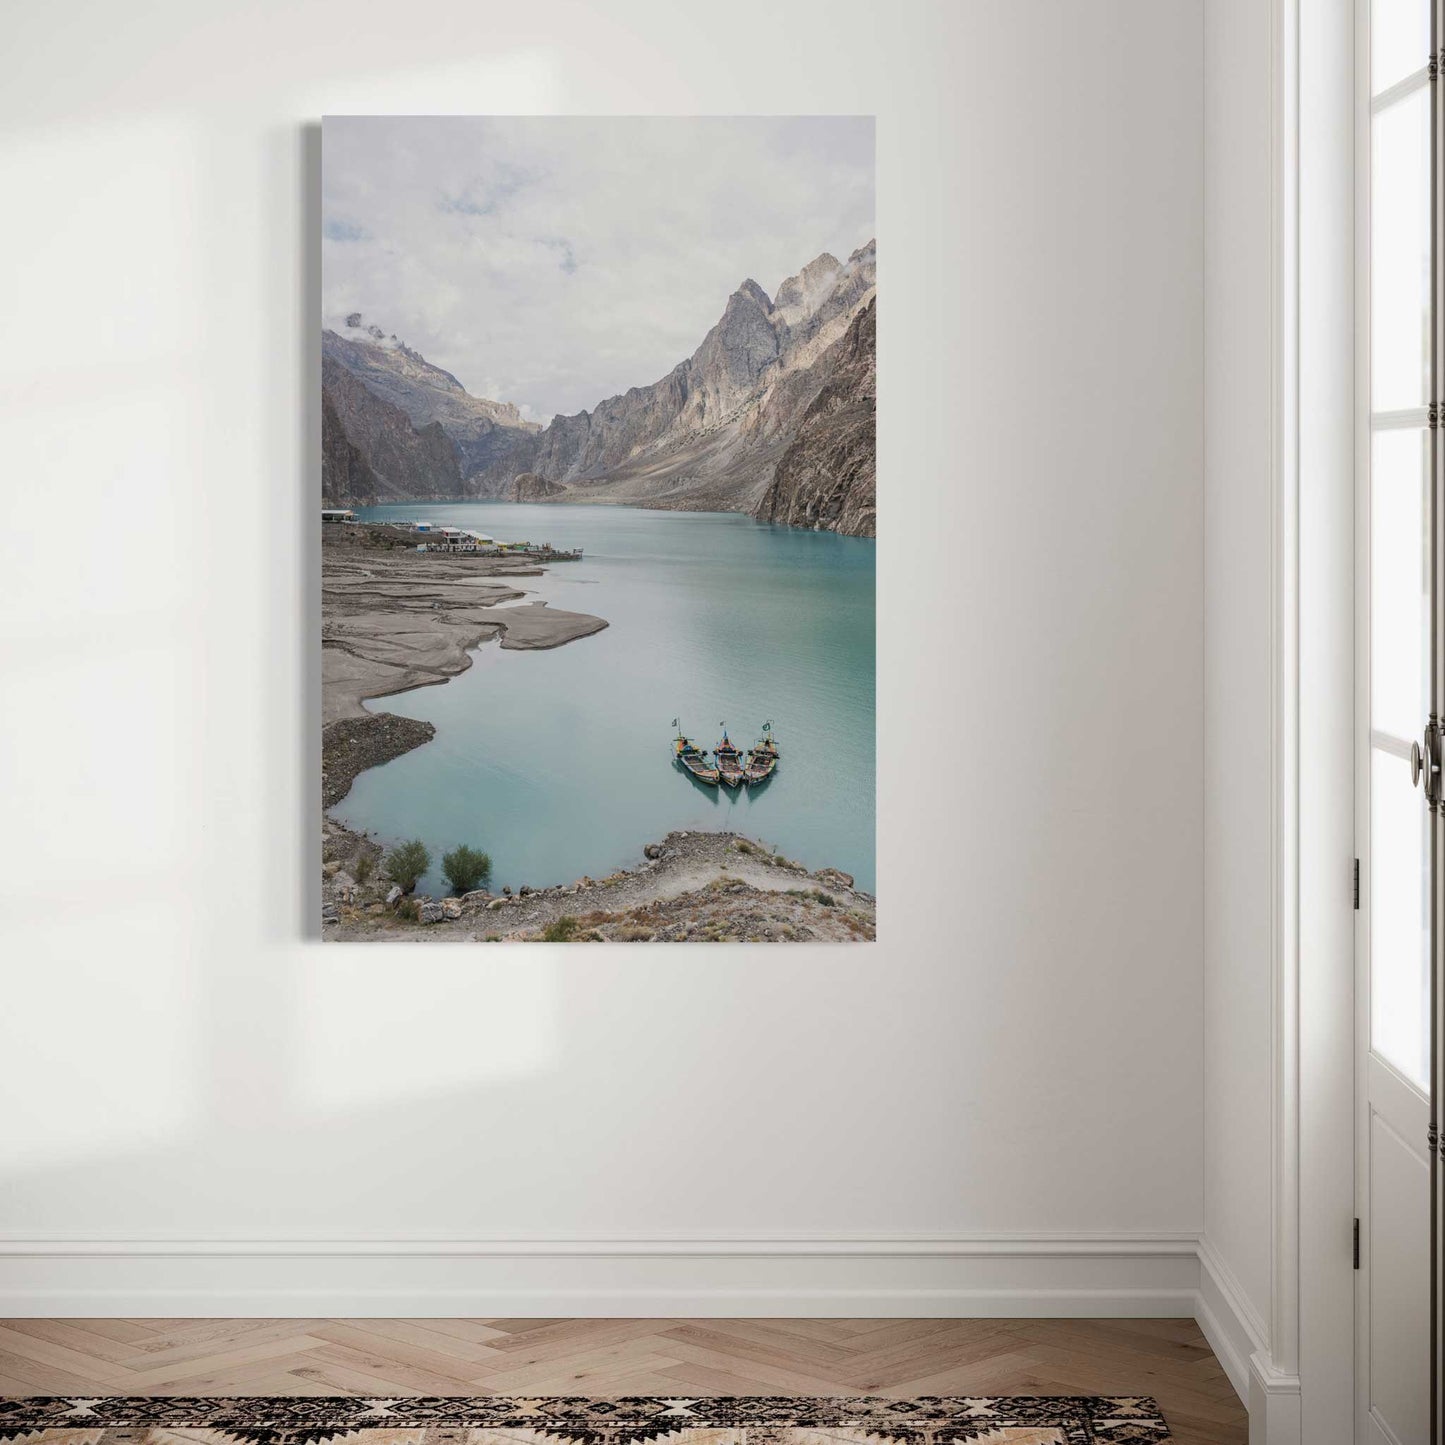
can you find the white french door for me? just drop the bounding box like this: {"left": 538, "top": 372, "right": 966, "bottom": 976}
{"left": 1358, "top": 1, "right": 1438, "bottom": 1441}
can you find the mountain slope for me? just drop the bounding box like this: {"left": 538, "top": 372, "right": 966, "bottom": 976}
{"left": 322, "top": 316, "right": 539, "bottom": 492}
{"left": 322, "top": 385, "right": 381, "bottom": 505}
{"left": 756, "top": 297, "right": 876, "bottom": 537}
{"left": 322, "top": 355, "right": 461, "bottom": 501}
{"left": 521, "top": 240, "right": 875, "bottom": 507}
{"left": 505, "top": 242, "right": 878, "bottom": 531}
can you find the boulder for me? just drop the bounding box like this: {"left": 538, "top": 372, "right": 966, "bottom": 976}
{"left": 643, "top": 843, "right": 665, "bottom": 860}
{"left": 418, "top": 901, "right": 445, "bottom": 924}
{"left": 462, "top": 890, "right": 492, "bottom": 905}
{"left": 815, "top": 867, "right": 854, "bottom": 891}
{"left": 487, "top": 898, "right": 506, "bottom": 911}
{"left": 502, "top": 885, "right": 513, "bottom": 896}
{"left": 385, "top": 884, "right": 404, "bottom": 906}
{"left": 441, "top": 898, "right": 463, "bottom": 920}
{"left": 519, "top": 884, "right": 534, "bottom": 896}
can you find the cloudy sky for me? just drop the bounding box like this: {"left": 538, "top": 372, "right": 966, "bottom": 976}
{"left": 321, "top": 116, "right": 875, "bottom": 422}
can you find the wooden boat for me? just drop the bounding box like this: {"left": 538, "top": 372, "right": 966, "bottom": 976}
{"left": 744, "top": 722, "right": 780, "bottom": 784}
{"left": 714, "top": 729, "right": 745, "bottom": 788}
{"left": 673, "top": 726, "right": 720, "bottom": 785}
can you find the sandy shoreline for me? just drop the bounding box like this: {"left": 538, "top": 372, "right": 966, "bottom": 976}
{"left": 323, "top": 523, "right": 608, "bottom": 729}
{"left": 321, "top": 522, "right": 607, "bottom": 811}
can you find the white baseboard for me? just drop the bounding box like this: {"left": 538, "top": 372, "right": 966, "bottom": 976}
{"left": 0, "top": 1233, "right": 1202, "bottom": 1319}
{"left": 1194, "top": 1235, "right": 1307, "bottom": 1438}
{"left": 2, "top": 1230, "right": 1293, "bottom": 1423}
{"left": 1195, "top": 1236, "right": 1269, "bottom": 1404}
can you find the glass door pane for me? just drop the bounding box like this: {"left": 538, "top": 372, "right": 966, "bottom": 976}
{"left": 1374, "top": 0, "right": 1431, "bottom": 93}
{"left": 1373, "top": 85, "right": 1432, "bottom": 412}
{"left": 1373, "top": 428, "right": 1430, "bottom": 742}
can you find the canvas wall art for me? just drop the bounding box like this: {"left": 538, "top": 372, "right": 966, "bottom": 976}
{"left": 320, "top": 116, "right": 876, "bottom": 942}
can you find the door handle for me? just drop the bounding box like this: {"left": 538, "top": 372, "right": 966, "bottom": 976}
{"left": 1413, "top": 727, "right": 1442, "bottom": 803}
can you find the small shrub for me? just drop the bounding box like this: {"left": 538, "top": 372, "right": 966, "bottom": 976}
{"left": 541, "top": 915, "right": 580, "bottom": 942}
{"left": 785, "top": 887, "right": 836, "bottom": 906}
{"left": 395, "top": 897, "right": 421, "bottom": 922}
{"left": 354, "top": 853, "right": 374, "bottom": 885}
{"left": 442, "top": 843, "right": 492, "bottom": 894}
{"left": 735, "top": 838, "right": 759, "bottom": 856}
{"left": 614, "top": 925, "right": 654, "bottom": 942}
{"left": 385, "top": 839, "right": 431, "bottom": 893}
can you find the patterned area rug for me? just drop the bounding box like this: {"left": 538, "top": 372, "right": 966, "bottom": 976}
{"left": 0, "top": 1394, "right": 1170, "bottom": 1444}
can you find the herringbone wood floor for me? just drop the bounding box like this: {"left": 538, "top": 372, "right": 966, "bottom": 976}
{"left": 0, "top": 1317, "right": 1245, "bottom": 1445}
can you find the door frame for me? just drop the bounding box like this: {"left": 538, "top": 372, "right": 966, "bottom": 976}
{"left": 1277, "top": 0, "right": 1357, "bottom": 1440}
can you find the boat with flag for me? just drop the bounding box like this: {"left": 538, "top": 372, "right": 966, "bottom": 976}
{"left": 672, "top": 721, "right": 720, "bottom": 785}
{"left": 714, "top": 726, "right": 745, "bottom": 788}
{"left": 744, "top": 721, "right": 780, "bottom": 785}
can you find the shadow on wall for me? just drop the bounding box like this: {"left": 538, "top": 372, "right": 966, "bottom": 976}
{"left": 0, "top": 47, "right": 624, "bottom": 1227}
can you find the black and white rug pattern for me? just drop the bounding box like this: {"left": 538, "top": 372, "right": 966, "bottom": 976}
{"left": 0, "top": 1394, "right": 1170, "bottom": 1443}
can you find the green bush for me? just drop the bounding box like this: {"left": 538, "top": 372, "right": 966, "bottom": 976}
{"left": 354, "top": 853, "right": 374, "bottom": 885}
{"left": 541, "top": 915, "right": 580, "bottom": 942}
{"left": 385, "top": 839, "right": 431, "bottom": 893}
{"left": 442, "top": 843, "right": 492, "bottom": 894}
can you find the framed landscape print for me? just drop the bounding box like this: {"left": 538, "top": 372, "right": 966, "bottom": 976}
{"left": 320, "top": 116, "right": 876, "bottom": 942}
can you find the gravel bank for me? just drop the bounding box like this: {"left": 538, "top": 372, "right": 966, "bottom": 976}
{"left": 323, "top": 830, "right": 875, "bottom": 944}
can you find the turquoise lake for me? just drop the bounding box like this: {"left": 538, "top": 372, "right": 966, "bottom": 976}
{"left": 336, "top": 502, "right": 876, "bottom": 897}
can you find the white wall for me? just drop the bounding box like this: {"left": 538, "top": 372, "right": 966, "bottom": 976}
{"left": 1202, "top": 0, "right": 1277, "bottom": 1348}
{"left": 0, "top": 0, "right": 1206, "bottom": 1312}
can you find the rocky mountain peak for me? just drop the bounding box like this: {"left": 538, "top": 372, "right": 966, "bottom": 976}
{"left": 727, "top": 278, "right": 774, "bottom": 315}
{"left": 773, "top": 250, "right": 853, "bottom": 326}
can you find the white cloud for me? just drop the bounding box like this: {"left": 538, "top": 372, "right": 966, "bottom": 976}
{"left": 321, "top": 116, "right": 875, "bottom": 421}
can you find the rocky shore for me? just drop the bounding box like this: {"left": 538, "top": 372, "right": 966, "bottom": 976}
{"left": 322, "top": 713, "right": 436, "bottom": 810}
{"left": 323, "top": 829, "right": 876, "bottom": 943}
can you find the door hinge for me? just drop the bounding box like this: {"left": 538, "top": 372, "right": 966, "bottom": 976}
{"left": 1353, "top": 858, "right": 1360, "bottom": 909}
{"left": 1353, "top": 1218, "right": 1360, "bottom": 1270}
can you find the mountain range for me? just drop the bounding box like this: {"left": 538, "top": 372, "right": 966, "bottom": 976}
{"left": 320, "top": 241, "right": 876, "bottom": 537}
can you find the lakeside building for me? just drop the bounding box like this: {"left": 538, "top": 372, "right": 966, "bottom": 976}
{"left": 417, "top": 525, "right": 497, "bottom": 554}
{"left": 321, "top": 508, "right": 356, "bottom": 523}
